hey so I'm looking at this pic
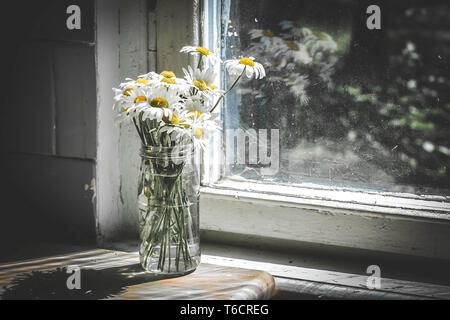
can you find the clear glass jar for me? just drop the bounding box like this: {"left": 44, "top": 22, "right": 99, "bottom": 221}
{"left": 138, "top": 142, "right": 200, "bottom": 274}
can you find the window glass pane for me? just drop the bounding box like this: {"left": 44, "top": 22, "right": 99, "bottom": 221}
{"left": 221, "top": 0, "right": 450, "bottom": 195}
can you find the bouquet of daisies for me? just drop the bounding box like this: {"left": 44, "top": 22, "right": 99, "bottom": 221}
{"left": 113, "top": 46, "right": 266, "bottom": 148}
{"left": 112, "top": 45, "right": 266, "bottom": 273}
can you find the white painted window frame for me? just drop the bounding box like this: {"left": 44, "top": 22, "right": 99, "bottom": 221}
{"left": 198, "top": 0, "right": 450, "bottom": 260}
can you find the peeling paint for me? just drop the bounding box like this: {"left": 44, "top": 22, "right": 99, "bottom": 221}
{"left": 85, "top": 178, "right": 97, "bottom": 203}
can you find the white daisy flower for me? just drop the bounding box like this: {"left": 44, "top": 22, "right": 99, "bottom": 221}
{"left": 124, "top": 77, "right": 152, "bottom": 89}
{"left": 180, "top": 46, "right": 222, "bottom": 64}
{"left": 183, "top": 66, "right": 223, "bottom": 97}
{"left": 151, "top": 75, "right": 192, "bottom": 96}
{"left": 139, "top": 70, "right": 176, "bottom": 83}
{"left": 178, "top": 109, "right": 220, "bottom": 142}
{"left": 113, "top": 86, "right": 148, "bottom": 112}
{"left": 223, "top": 57, "right": 266, "bottom": 80}
{"left": 184, "top": 96, "right": 210, "bottom": 114}
{"left": 143, "top": 87, "right": 183, "bottom": 121}
{"left": 113, "top": 77, "right": 154, "bottom": 107}
{"left": 136, "top": 71, "right": 161, "bottom": 81}
{"left": 115, "top": 87, "right": 182, "bottom": 124}
{"left": 135, "top": 70, "right": 192, "bottom": 95}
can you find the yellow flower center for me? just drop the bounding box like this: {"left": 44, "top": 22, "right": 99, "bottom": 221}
{"left": 262, "top": 29, "right": 274, "bottom": 37}
{"left": 134, "top": 96, "right": 146, "bottom": 103}
{"left": 123, "top": 88, "right": 133, "bottom": 96}
{"left": 196, "top": 46, "right": 210, "bottom": 55}
{"left": 123, "top": 106, "right": 130, "bottom": 112}
{"left": 161, "top": 78, "right": 176, "bottom": 84}
{"left": 163, "top": 113, "right": 179, "bottom": 124}
{"left": 239, "top": 57, "right": 255, "bottom": 67}
{"left": 194, "top": 128, "right": 203, "bottom": 139}
{"left": 150, "top": 97, "right": 169, "bottom": 108}
{"left": 135, "top": 78, "right": 148, "bottom": 84}
{"left": 188, "top": 110, "right": 203, "bottom": 118}
{"left": 285, "top": 40, "right": 299, "bottom": 51}
{"left": 160, "top": 70, "right": 176, "bottom": 78}
{"left": 193, "top": 79, "right": 207, "bottom": 91}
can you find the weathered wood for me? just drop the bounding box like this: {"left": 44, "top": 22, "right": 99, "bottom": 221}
{"left": 2, "top": 153, "right": 96, "bottom": 243}
{"left": 148, "top": 9, "right": 157, "bottom": 52}
{"left": 95, "top": 0, "right": 122, "bottom": 244}
{"left": 96, "top": 0, "right": 155, "bottom": 243}
{"left": 202, "top": 254, "right": 450, "bottom": 300}
{"left": 28, "top": 0, "right": 95, "bottom": 44}
{"left": 7, "top": 43, "right": 55, "bottom": 154}
{"left": 200, "top": 186, "right": 450, "bottom": 260}
{"left": 273, "top": 277, "right": 431, "bottom": 300}
{"left": 54, "top": 44, "right": 97, "bottom": 159}
{"left": 116, "top": 0, "right": 150, "bottom": 239}
{"left": 0, "top": 249, "right": 275, "bottom": 300}
{"left": 156, "top": 0, "right": 199, "bottom": 75}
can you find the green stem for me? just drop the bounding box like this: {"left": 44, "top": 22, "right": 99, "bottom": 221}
{"left": 138, "top": 135, "right": 196, "bottom": 273}
{"left": 142, "top": 207, "right": 165, "bottom": 268}
{"left": 197, "top": 55, "right": 203, "bottom": 70}
{"left": 176, "top": 182, "right": 191, "bottom": 265}
{"left": 133, "top": 118, "right": 145, "bottom": 145}
{"left": 210, "top": 66, "right": 246, "bottom": 113}
{"left": 172, "top": 197, "right": 185, "bottom": 271}
{"left": 142, "top": 170, "right": 191, "bottom": 272}
{"left": 158, "top": 213, "right": 167, "bottom": 270}
{"left": 167, "top": 207, "right": 172, "bottom": 272}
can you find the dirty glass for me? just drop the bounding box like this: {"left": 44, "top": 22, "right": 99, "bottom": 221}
{"left": 221, "top": 0, "right": 450, "bottom": 195}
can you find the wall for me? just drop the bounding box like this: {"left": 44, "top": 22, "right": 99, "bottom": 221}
{"left": 0, "top": 1, "right": 97, "bottom": 254}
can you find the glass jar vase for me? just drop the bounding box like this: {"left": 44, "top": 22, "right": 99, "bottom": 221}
{"left": 138, "top": 142, "right": 200, "bottom": 275}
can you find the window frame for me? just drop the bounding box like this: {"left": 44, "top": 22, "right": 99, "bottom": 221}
{"left": 199, "top": 0, "right": 450, "bottom": 260}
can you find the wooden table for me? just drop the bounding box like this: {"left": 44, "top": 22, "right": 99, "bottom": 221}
{"left": 0, "top": 249, "right": 275, "bottom": 300}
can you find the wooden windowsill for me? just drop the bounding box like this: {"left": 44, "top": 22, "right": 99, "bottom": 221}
{"left": 199, "top": 240, "right": 450, "bottom": 300}
{"left": 0, "top": 247, "right": 275, "bottom": 300}
{"left": 2, "top": 241, "right": 449, "bottom": 300}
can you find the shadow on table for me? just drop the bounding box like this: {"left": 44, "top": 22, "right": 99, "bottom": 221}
{"left": 1, "top": 264, "right": 192, "bottom": 300}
